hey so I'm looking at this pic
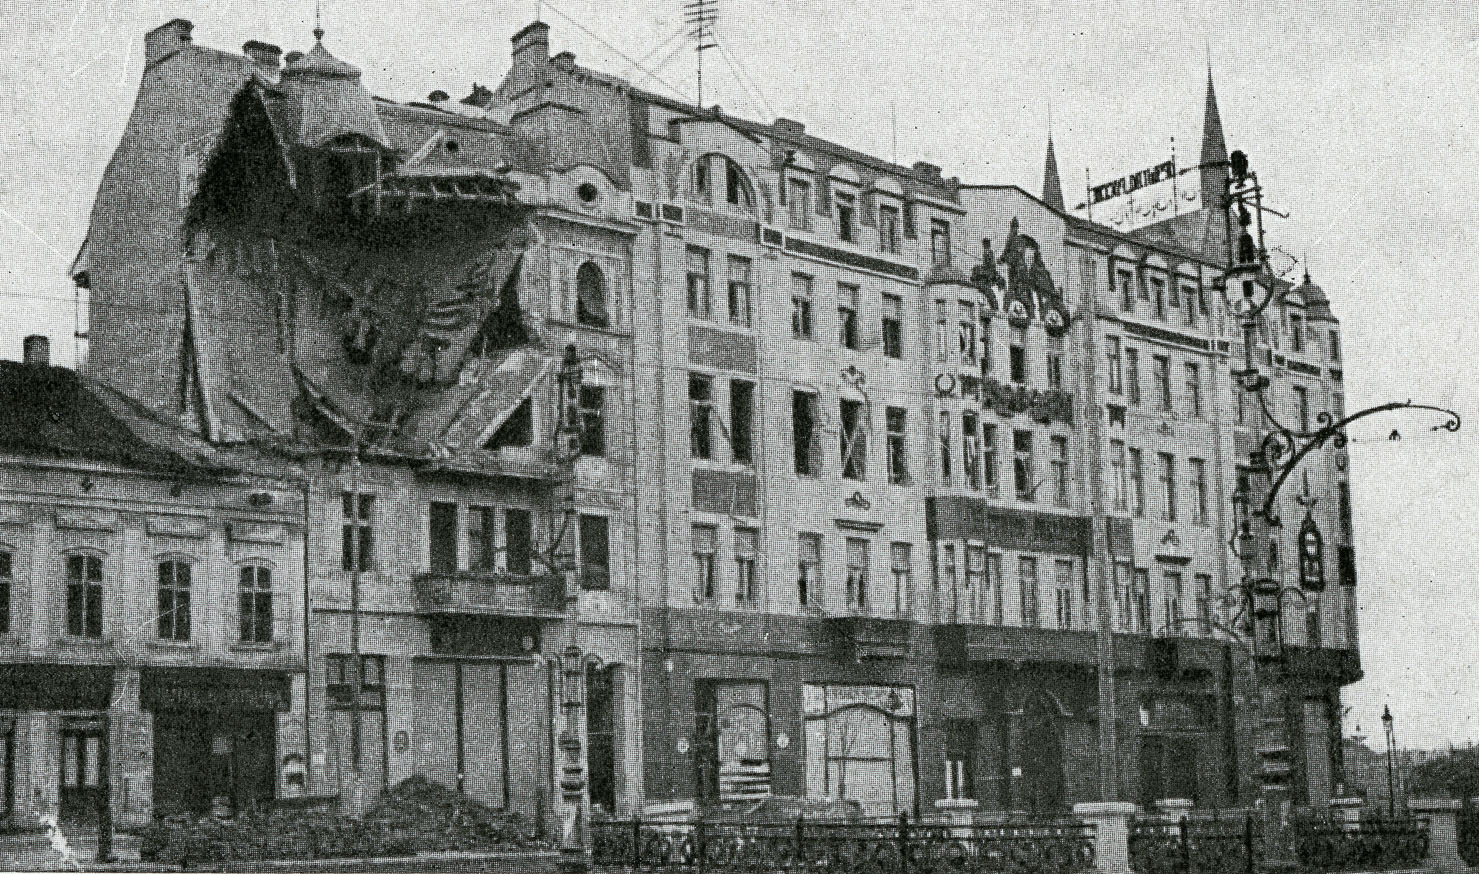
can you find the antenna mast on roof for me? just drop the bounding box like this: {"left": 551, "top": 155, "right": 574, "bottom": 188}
{"left": 683, "top": 0, "right": 718, "bottom": 108}
{"left": 313, "top": 0, "right": 324, "bottom": 41}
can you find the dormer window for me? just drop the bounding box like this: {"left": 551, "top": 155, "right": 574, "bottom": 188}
{"left": 930, "top": 219, "right": 952, "bottom": 266}
{"left": 693, "top": 155, "right": 754, "bottom": 212}
{"left": 724, "top": 159, "right": 751, "bottom": 209}
{"left": 835, "top": 191, "right": 856, "bottom": 243}
{"left": 879, "top": 202, "right": 901, "bottom": 254}
{"left": 313, "top": 136, "right": 381, "bottom": 218}
{"left": 787, "top": 177, "right": 812, "bottom": 230}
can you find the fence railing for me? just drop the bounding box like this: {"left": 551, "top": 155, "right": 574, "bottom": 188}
{"left": 590, "top": 813, "right": 1096, "bottom": 874}
{"left": 1129, "top": 814, "right": 1257, "bottom": 874}
{"left": 1290, "top": 815, "right": 1428, "bottom": 873}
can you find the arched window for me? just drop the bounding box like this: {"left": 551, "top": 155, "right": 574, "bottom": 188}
{"left": 157, "top": 560, "right": 192, "bottom": 642}
{"left": 239, "top": 565, "right": 273, "bottom": 644}
{"left": 65, "top": 554, "right": 103, "bottom": 639}
{"left": 693, "top": 155, "right": 754, "bottom": 212}
{"left": 576, "top": 261, "right": 610, "bottom": 328}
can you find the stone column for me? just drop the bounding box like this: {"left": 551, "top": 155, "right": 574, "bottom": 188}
{"left": 1409, "top": 798, "right": 1466, "bottom": 874}
{"left": 1074, "top": 801, "right": 1138, "bottom": 874}
{"left": 1328, "top": 796, "right": 1363, "bottom": 832}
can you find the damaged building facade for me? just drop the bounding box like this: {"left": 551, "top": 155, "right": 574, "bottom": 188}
{"left": 53, "top": 15, "right": 1360, "bottom": 830}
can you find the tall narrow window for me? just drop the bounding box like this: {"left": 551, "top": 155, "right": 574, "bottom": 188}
{"left": 798, "top": 533, "right": 821, "bottom": 608}
{"left": 1110, "top": 440, "right": 1128, "bottom": 511}
{"left": 1153, "top": 355, "right": 1172, "bottom": 411}
{"left": 935, "top": 301, "right": 951, "bottom": 362}
{"left": 1046, "top": 336, "right": 1064, "bottom": 389}
{"left": 886, "top": 407, "right": 909, "bottom": 485}
{"left": 965, "top": 545, "right": 986, "bottom": 621}
{"left": 429, "top": 501, "right": 458, "bottom": 574}
{"left": 962, "top": 412, "right": 982, "bottom": 491}
{"left": 579, "top": 514, "right": 611, "bottom": 590}
{"left": 931, "top": 219, "right": 952, "bottom": 266}
{"left": 890, "top": 543, "right": 912, "bottom": 616}
{"left": 68, "top": 556, "right": 104, "bottom": 638}
{"left": 792, "top": 274, "right": 815, "bottom": 339}
{"left": 882, "top": 294, "right": 904, "bottom": 358}
{"left": 575, "top": 262, "right": 610, "bottom": 328}
{"left": 730, "top": 379, "right": 755, "bottom": 465}
{"left": 734, "top": 527, "right": 758, "bottom": 605}
{"left": 1151, "top": 276, "right": 1166, "bottom": 318}
{"left": 1168, "top": 278, "right": 1180, "bottom": 308}
{"left": 727, "top": 255, "right": 753, "bottom": 327}
{"left": 1132, "top": 569, "right": 1150, "bottom": 633}
{"left": 1164, "top": 571, "right": 1184, "bottom": 635}
{"left": 1019, "top": 557, "right": 1039, "bottom": 628}
{"left": 468, "top": 506, "right": 498, "bottom": 572}
{"left": 505, "top": 508, "right": 533, "bottom": 575}
{"left": 579, "top": 385, "right": 606, "bottom": 456}
{"left": 686, "top": 246, "right": 711, "bottom": 318}
{"left": 1182, "top": 284, "right": 1198, "bottom": 326}
{"left": 689, "top": 374, "right": 714, "bottom": 459}
{"left": 980, "top": 313, "right": 994, "bottom": 373}
{"left": 1196, "top": 573, "right": 1213, "bottom": 635}
{"left": 787, "top": 177, "right": 811, "bottom": 230}
{"left": 793, "top": 391, "right": 820, "bottom": 476}
{"left": 238, "top": 565, "right": 273, "bottom": 643}
{"left": 1129, "top": 448, "right": 1145, "bottom": 517}
{"left": 1055, "top": 559, "right": 1075, "bottom": 630}
{"left": 944, "top": 720, "right": 976, "bottom": 801}
{"left": 1010, "top": 326, "right": 1028, "bottom": 384}
{"left": 835, "top": 190, "right": 856, "bottom": 242}
{"left": 1127, "top": 348, "right": 1142, "bottom": 405}
{"left": 0, "top": 551, "right": 10, "bottom": 635}
{"left": 988, "top": 552, "right": 1004, "bottom": 624}
{"left": 1294, "top": 385, "right": 1310, "bottom": 432}
{"left": 983, "top": 424, "right": 999, "bottom": 495}
{"left": 958, "top": 301, "right": 978, "bottom": 364}
{"left": 840, "top": 399, "right": 868, "bottom": 480}
{"left": 1338, "top": 482, "right": 1353, "bottom": 538}
{"left": 1184, "top": 362, "right": 1202, "bottom": 418}
{"left": 1158, "top": 452, "right": 1177, "bottom": 521}
{"left": 941, "top": 544, "right": 958, "bottom": 616}
{"left": 692, "top": 524, "right": 717, "bottom": 602}
{"left": 1106, "top": 336, "right": 1123, "bottom": 395}
{"left": 157, "top": 560, "right": 191, "bottom": 642}
{"left": 725, "top": 157, "right": 750, "bottom": 208}
{"left": 1329, "top": 330, "right": 1341, "bottom": 362}
{"left": 1190, "top": 458, "right": 1208, "bottom": 525}
{"left": 938, "top": 411, "right": 953, "bottom": 486}
{"left": 879, "top": 203, "right": 901, "bottom": 253}
{"left": 341, "top": 493, "right": 374, "bottom": 572}
{"left": 1119, "top": 270, "right": 1136, "bottom": 312}
{"left": 846, "top": 538, "right": 870, "bottom": 612}
{"left": 1050, "top": 435, "right": 1070, "bottom": 507}
{"left": 838, "top": 284, "right": 860, "bottom": 350}
{"left": 1013, "top": 430, "right": 1035, "bottom": 501}
{"left": 1289, "top": 313, "right": 1304, "bottom": 353}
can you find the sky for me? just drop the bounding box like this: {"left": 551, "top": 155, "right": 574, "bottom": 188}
{"left": 2, "top": 0, "right": 1476, "bottom": 750}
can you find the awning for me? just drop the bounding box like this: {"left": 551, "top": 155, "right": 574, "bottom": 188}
{"left": 140, "top": 667, "right": 294, "bottom": 712}
{"left": 0, "top": 664, "right": 113, "bottom": 710}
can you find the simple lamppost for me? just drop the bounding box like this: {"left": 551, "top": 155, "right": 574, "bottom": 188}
{"left": 1382, "top": 705, "right": 1397, "bottom": 817}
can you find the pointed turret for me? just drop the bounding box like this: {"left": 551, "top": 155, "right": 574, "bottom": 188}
{"left": 1200, "top": 66, "right": 1229, "bottom": 208}
{"left": 1042, "top": 135, "right": 1065, "bottom": 211}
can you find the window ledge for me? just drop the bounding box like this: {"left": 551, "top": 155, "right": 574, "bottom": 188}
{"left": 146, "top": 639, "right": 199, "bottom": 653}
{"left": 55, "top": 636, "right": 115, "bottom": 649}
{"left": 231, "top": 641, "right": 283, "bottom": 654}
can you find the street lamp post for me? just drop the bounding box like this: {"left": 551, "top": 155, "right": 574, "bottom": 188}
{"left": 1382, "top": 706, "right": 1396, "bottom": 817}
{"left": 554, "top": 345, "right": 590, "bottom": 874}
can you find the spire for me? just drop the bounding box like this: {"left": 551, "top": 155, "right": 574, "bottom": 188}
{"left": 1042, "top": 135, "right": 1065, "bottom": 212}
{"left": 1200, "top": 65, "right": 1229, "bottom": 208}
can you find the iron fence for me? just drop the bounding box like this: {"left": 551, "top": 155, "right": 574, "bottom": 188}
{"left": 590, "top": 813, "right": 1095, "bottom": 874}
{"left": 1290, "top": 815, "right": 1428, "bottom": 873}
{"left": 1129, "top": 814, "right": 1257, "bottom": 874}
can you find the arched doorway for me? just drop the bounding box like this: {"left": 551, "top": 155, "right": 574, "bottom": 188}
{"left": 1017, "top": 692, "right": 1065, "bottom": 814}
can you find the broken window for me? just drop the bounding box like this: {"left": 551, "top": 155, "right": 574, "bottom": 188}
{"left": 690, "top": 374, "right": 714, "bottom": 459}
{"left": 840, "top": 398, "right": 867, "bottom": 481}
{"left": 730, "top": 379, "right": 754, "bottom": 465}
{"left": 792, "top": 390, "right": 821, "bottom": 476}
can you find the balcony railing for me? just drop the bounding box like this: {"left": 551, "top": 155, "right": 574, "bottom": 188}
{"left": 826, "top": 614, "right": 913, "bottom": 660}
{"left": 412, "top": 571, "right": 566, "bottom": 620}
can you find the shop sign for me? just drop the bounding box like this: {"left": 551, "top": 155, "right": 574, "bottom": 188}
{"left": 802, "top": 684, "right": 914, "bottom": 718}
{"left": 1090, "top": 160, "right": 1175, "bottom": 205}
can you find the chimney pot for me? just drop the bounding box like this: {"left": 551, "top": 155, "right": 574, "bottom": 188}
{"left": 23, "top": 335, "right": 50, "bottom": 367}
{"left": 145, "top": 18, "right": 193, "bottom": 68}
{"left": 243, "top": 40, "right": 282, "bottom": 71}
{"left": 509, "top": 21, "right": 552, "bottom": 99}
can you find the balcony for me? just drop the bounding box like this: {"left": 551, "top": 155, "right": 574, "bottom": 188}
{"left": 412, "top": 571, "right": 566, "bottom": 620}
{"left": 826, "top": 614, "right": 913, "bottom": 660}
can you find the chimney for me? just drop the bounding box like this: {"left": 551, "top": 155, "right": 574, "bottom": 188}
{"left": 145, "top": 18, "right": 193, "bottom": 68}
{"left": 774, "top": 117, "right": 806, "bottom": 137}
{"left": 912, "top": 161, "right": 943, "bottom": 181}
{"left": 284, "top": 50, "right": 304, "bottom": 66}
{"left": 243, "top": 40, "right": 282, "bottom": 72}
{"left": 509, "top": 21, "right": 551, "bottom": 98}
{"left": 23, "top": 335, "right": 50, "bottom": 367}
{"left": 551, "top": 50, "right": 576, "bottom": 72}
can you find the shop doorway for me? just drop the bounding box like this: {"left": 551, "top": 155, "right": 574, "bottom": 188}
{"left": 153, "top": 711, "right": 275, "bottom": 818}
{"left": 59, "top": 718, "right": 107, "bottom": 824}
{"left": 1018, "top": 694, "right": 1065, "bottom": 814}
{"left": 586, "top": 666, "right": 616, "bottom": 816}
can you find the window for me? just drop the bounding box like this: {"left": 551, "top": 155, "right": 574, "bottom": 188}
{"left": 983, "top": 424, "right": 1000, "bottom": 494}
{"left": 686, "top": 246, "right": 711, "bottom": 317}
{"left": 838, "top": 284, "right": 860, "bottom": 350}
{"left": 1294, "top": 385, "right": 1310, "bottom": 432}
{"left": 468, "top": 506, "right": 497, "bottom": 572}
{"left": 965, "top": 544, "right": 986, "bottom": 620}
{"left": 734, "top": 528, "right": 758, "bottom": 605}
{"left": 890, "top": 543, "right": 912, "bottom": 616}
{"left": 1151, "top": 276, "right": 1166, "bottom": 318}
{"left": 1196, "top": 573, "right": 1213, "bottom": 635}
{"left": 792, "top": 390, "right": 821, "bottom": 476}
{"left": 1019, "top": 557, "right": 1040, "bottom": 627}
{"left": 958, "top": 301, "right": 978, "bottom": 364}
{"left": 727, "top": 256, "right": 753, "bottom": 327}
{"left": 157, "top": 560, "right": 191, "bottom": 642}
{"left": 504, "top": 508, "right": 533, "bottom": 575}
{"left": 846, "top": 538, "right": 870, "bottom": 611}
{"left": 1129, "top": 448, "right": 1145, "bottom": 517}
{"left": 1236, "top": 387, "right": 1248, "bottom": 427}
{"left": 840, "top": 398, "right": 868, "bottom": 480}
{"left": 944, "top": 720, "right": 975, "bottom": 801}
{"left": 1046, "top": 337, "right": 1064, "bottom": 389}
{"left": 1106, "top": 336, "right": 1123, "bottom": 394}
{"left": 1306, "top": 603, "right": 1322, "bottom": 647}
{"left": 980, "top": 313, "right": 994, "bottom": 373}
{"left": 730, "top": 379, "right": 754, "bottom": 465}
{"left": 882, "top": 294, "right": 904, "bottom": 358}
{"left": 429, "top": 501, "right": 458, "bottom": 573}
{"left": 1126, "top": 348, "right": 1142, "bottom": 405}
{"left": 1164, "top": 571, "right": 1184, "bottom": 635}
{"left": 787, "top": 177, "right": 812, "bottom": 230}
{"left": 791, "top": 274, "right": 815, "bottom": 339}
{"left": 579, "top": 514, "right": 610, "bottom": 590}
{"left": 1184, "top": 362, "right": 1202, "bottom": 418}
{"left": 941, "top": 544, "right": 958, "bottom": 613}
{"left": 575, "top": 261, "right": 610, "bottom": 327}
{"left": 798, "top": 534, "right": 821, "bottom": 608}
{"left": 692, "top": 524, "right": 717, "bottom": 602}
{"left": 326, "top": 653, "right": 384, "bottom": 710}
{"left": 988, "top": 552, "right": 1004, "bottom": 624}
{"left": 1119, "top": 270, "right": 1136, "bottom": 311}
{"left": 1050, "top": 436, "right": 1070, "bottom": 506}
{"left": 1182, "top": 284, "right": 1198, "bottom": 326}
{"left": 935, "top": 301, "right": 950, "bottom": 362}
{"left": 1168, "top": 278, "right": 1180, "bottom": 309}
{"left": 689, "top": 374, "right": 714, "bottom": 459}
{"left": 1290, "top": 313, "right": 1304, "bottom": 353}
{"left": 724, "top": 158, "right": 751, "bottom": 208}
{"left": 835, "top": 190, "right": 856, "bottom": 242}
{"left": 879, "top": 203, "right": 901, "bottom": 253}
{"left": 695, "top": 157, "right": 711, "bottom": 198}
{"left": 1190, "top": 458, "right": 1208, "bottom": 525}
{"left": 1112, "top": 561, "right": 1130, "bottom": 631}
{"left": 1009, "top": 326, "right": 1027, "bottom": 383}
{"left": 1338, "top": 482, "right": 1353, "bottom": 539}
{"left": 1013, "top": 430, "right": 1034, "bottom": 501}
{"left": 65, "top": 554, "right": 103, "bottom": 638}
{"left": 1055, "top": 559, "right": 1075, "bottom": 630}
{"left": 1158, "top": 453, "right": 1177, "bottom": 521}
{"left": 1110, "top": 440, "right": 1129, "bottom": 511}
{"left": 886, "top": 406, "right": 909, "bottom": 485}
{"left": 1153, "top": 355, "right": 1172, "bottom": 411}
{"left": 238, "top": 565, "right": 273, "bottom": 643}
{"left": 1133, "top": 568, "right": 1150, "bottom": 633}
{"left": 341, "top": 493, "right": 374, "bottom": 572}
{"left": 579, "top": 385, "right": 606, "bottom": 456}
{"left": 0, "top": 551, "right": 9, "bottom": 634}
{"left": 486, "top": 398, "right": 533, "bottom": 449}
{"left": 961, "top": 412, "right": 982, "bottom": 491}
{"left": 930, "top": 219, "right": 952, "bottom": 266}
{"left": 1329, "top": 330, "right": 1341, "bottom": 362}
{"left": 938, "top": 411, "right": 953, "bottom": 486}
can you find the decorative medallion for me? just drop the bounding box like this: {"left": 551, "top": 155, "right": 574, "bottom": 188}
{"left": 933, "top": 372, "right": 958, "bottom": 397}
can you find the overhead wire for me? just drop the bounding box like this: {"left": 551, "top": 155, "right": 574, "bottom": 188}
{"left": 538, "top": 0, "right": 688, "bottom": 102}
{"left": 714, "top": 40, "right": 777, "bottom": 121}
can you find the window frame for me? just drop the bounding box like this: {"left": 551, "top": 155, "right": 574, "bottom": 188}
{"left": 156, "top": 558, "right": 193, "bottom": 642}
{"left": 686, "top": 246, "right": 712, "bottom": 318}
{"left": 689, "top": 373, "right": 715, "bottom": 460}
{"left": 238, "top": 563, "right": 274, "bottom": 644}
{"left": 64, "top": 552, "right": 104, "bottom": 639}
{"left": 839, "top": 397, "right": 868, "bottom": 481}
{"left": 726, "top": 255, "right": 753, "bottom": 328}
{"left": 885, "top": 406, "right": 910, "bottom": 486}
{"left": 578, "top": 513, "right": 612, "bottom": 591}
{"left": 692, "top": 524, "right": 718, "bottom": 602}
{"left": 791, "top": 273, "right": 815, "bottom": 340}
{"left": 881, "top": 293, "right": 904, "bottom": 359}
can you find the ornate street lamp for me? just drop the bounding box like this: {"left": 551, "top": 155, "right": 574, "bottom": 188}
{"left": 552, "top": 342, "right": 589, "bottom": 873}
